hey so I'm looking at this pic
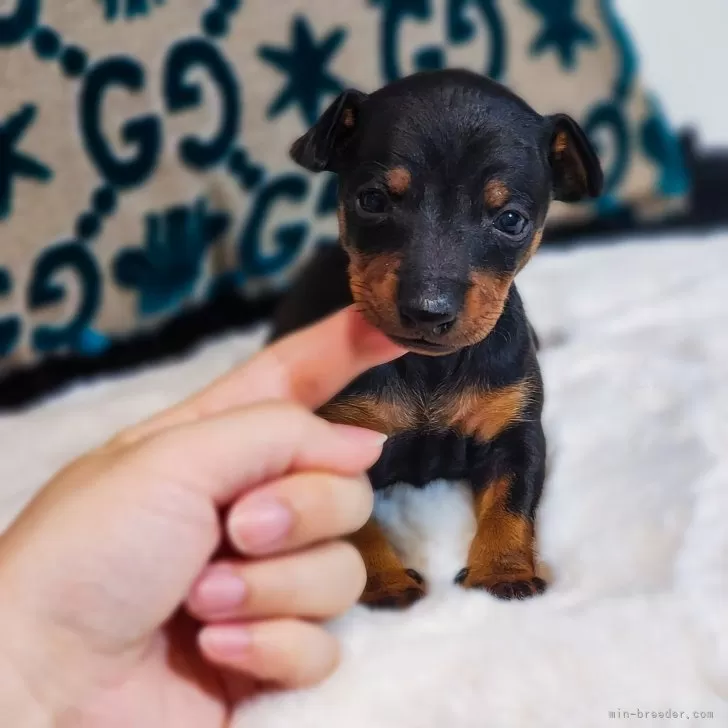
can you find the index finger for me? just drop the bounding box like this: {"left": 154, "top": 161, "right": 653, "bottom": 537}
{"left": 121, "top": 306, "right": 405, "bottom": 442}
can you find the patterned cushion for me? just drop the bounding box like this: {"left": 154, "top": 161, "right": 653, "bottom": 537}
{"left": 0, "top": 0, "right": 689, "bottom": 371}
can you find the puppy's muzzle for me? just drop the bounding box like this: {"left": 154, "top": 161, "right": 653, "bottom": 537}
{"left": 397, "top": 278, "right": 466, "bottom": 339}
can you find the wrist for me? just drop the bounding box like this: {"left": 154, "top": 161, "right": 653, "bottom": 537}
{"left": 0, "top": 541, "right": 102, "bottom": 723}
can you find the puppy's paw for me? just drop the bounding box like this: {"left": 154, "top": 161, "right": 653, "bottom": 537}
{"left": 455, "top": 568, "right": 546, "bottom": 600}
{"left": 360, "top": 568, "right": 426, "bottom": 609}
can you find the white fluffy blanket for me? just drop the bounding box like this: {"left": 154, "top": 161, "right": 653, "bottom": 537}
{"left": 2, "top": 233, "right": 727, "bottom": 727}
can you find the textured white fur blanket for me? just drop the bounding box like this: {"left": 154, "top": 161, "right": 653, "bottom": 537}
{"left": 1, "top": 233, "right": 727, "bottom": 727}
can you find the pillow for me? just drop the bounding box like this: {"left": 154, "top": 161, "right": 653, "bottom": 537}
{"left": 0, "top": 0, "right": 689, "bottom": 376}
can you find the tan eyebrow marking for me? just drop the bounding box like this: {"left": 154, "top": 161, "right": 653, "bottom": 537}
{"left": 484, "top": 179, "right": 511, "bottom": 208}
{"left": 386, "top": 167, "right": 411, "bottom": 195}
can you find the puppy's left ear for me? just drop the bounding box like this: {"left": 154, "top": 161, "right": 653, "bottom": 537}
{"left": 290, "top": 89, "right": 368, "bottom": 173}
{"left": 545, "top": 114, "right": 603, "bottom": 202}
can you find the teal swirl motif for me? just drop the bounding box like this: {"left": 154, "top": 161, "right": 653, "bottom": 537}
{"left": 593, "top": 0, "right": 688, "bottom": 207}
{"left": 80, "top": 57, "right": 162, "bottom": 190}
{"left": 0, "top": 0, "right": 40, "bottom": 46}
{"left": 76, "top": 30, "right": 243, "bottom": 243}
{"left": 165, "top": 38, "right": 241, "bottom": 170}
{"left": 201, "top": 0, "right": 242, "bottom": 39}
{"left": 370, "top": 0, "right": 428, "bottom": 82}
{"left": 597, "top": 0, "right": 635, "bottom": 101}
{"left": 29, "top": 242, "right": 102, "bottom": 353}
{"left": 372, "top": 0, "right": 505, "bottom": 82}
{"left": 239, "top": 174, "right": 310, "bottom": 277}
{"left": 640, "top": 95, "right": 689, "bottom": 198}
{"left": 447, "top": 0, "right": 504, "bottom": 80}
{"left": 228, "top": 147, "right": 264, "bottom": 190}
{"left": 583, "top": 102, "right": 630, "bottom": 214}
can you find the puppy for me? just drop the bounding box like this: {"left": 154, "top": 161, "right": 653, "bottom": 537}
{"left": 270, "top": 69, "right": 603, "bottom": 607}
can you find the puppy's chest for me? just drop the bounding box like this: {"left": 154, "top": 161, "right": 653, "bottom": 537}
{"left": 318, "top": 378, "right": 529, "bottom": 489}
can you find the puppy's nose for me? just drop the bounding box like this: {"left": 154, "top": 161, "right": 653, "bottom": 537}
{"left": 398, "top": 293, "right": 458, "bottom": 335}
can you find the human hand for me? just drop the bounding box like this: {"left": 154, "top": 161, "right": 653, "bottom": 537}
{"left": 0, "top": 307, "right": 404, "bottom": 727}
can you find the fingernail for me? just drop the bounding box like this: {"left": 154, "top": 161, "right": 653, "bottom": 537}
{"left": 192, "top": 567, "right": 246, "bottom": 614}
{"left": 230, "top": 497, "right": 293, "bottom": 551}
{"left": 199, "top": 625, "right": 251, "bottom": 659}
{"left": 333, "top": 424, "right": 388, "bottom": 447}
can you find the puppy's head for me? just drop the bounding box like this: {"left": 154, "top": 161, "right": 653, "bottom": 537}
{"left": 290, "top": 69, "right": 602, "bottom": 355}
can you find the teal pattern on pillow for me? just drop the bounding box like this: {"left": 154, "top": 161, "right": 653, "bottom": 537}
{"left": 0, "top": 104, "right": 53, "bottom": 220}
{"left": 100, "top": 1, "right": 166, "bottom": 22}
{"left": 0, "top": 0, "right": 690, "bottom": 369}
{"left": 259, "top": 16, "right": 348, "bottom": 126}
{"left": 114, "top": 198, "right": 230, "bottom": 316}
{"left": 526, "top": 0, "right": 597, "bottom": 69}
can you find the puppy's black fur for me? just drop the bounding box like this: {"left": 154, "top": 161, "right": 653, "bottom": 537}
{"left": 270, "top": 70, "right": 602, "bottom": 606}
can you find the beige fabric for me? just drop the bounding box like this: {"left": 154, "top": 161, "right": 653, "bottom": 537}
{"left": 0, "top": 0, "right": 687, "bottom": 369}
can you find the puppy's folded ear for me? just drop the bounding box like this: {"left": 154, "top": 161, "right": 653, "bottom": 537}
{"left": 290, "top": 89, "right": 368, "bottom": 173}
{"left": 546, "top": 114, "right": 604, "bottom": 202}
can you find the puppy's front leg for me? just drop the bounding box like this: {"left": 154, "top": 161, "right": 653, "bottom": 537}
{"left": 349, "top": 518, "right": 426, "bottom": 609}
{"left": 317, "top": 394, "right": 425, "bottom": 608}
{"left": 457, "top": 422, "right": 547, "bottom": 599}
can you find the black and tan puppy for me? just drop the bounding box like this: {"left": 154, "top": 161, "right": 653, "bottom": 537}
{"left": 270, "top": 69, "right": 602, "bottom": 607}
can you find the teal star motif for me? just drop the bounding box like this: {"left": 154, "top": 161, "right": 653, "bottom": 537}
{"left": 258, "top": 16, "right": 347, "bottom": 126}
{"left": 0, "top": 104, "right": 53, "bottom": 220}
{"left": 525, "top": 0, "right": 596, "bottom": 69}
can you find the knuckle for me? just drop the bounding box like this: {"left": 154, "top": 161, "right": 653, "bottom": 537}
{"left": 328, "top": 539, "right": 363, "bottom": 567}
{"left": 313, "top": 631, "right": 341, "bottom": 682}
{"left": 328, "top": 541, "right": 367, "bottom": 600}
{"left": 290, "top": 625, "right": 339, "bottom": 686}
{"left": 349, "top": 475, "right": 375, "bottom": 528}
{"left": 262, "top": 620, "right": 334, "bottom": 686}
{"left": 254, "top": 400, "right": 319, "bottom": 432}
{"left": 349, "top": 548, "right": 368, "bottom": 601}
{"left": 317, "top": 474, "right": 373, "bottom": 530}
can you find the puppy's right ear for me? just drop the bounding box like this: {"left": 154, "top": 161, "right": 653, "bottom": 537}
{"left": 290, "top": 89, "right": 368, "bottom": 173}
{"left": 545, "top": 114, "right": 603, "bottom": 201}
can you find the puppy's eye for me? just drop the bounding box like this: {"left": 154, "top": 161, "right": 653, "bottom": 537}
{"left": 493, "top": 210, "right": 528, "bottom": 237}
{"left": 356, "top": 189, "right": 390, "bottom": 216}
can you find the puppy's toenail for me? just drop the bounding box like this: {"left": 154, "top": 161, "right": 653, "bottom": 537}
{"left": 406, "top": 569, "right": 424, "bottom": 584}
{"left": 454, "top": 567, "right": 469, "bottom": 584}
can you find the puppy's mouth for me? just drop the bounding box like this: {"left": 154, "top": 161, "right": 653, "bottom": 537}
{"left": 388, "top": 334, "right": 455, "bottom": 355}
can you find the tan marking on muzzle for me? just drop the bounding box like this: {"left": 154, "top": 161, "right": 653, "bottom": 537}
{"left": 347, "top": 251, "right": 402, "bottom": 330}
{"left": 516, "top": 228, "right": 544, "bottom": 272}
{"left": 458, "top": 271, "right": 513, "bottom": 344}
